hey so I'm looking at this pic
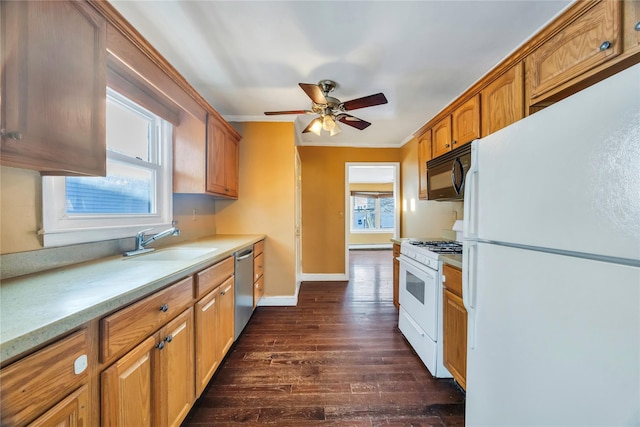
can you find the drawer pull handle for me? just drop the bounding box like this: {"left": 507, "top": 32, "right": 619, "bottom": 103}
{"left": 599, "top": 40, "right": 611, "bottom": 51}
{"left": 165, "top": 335, "right": 173, "bottom": 343}
{"left": 635, "top": 21, "right": 640, "bottom": 31}
{"left": 159, "top": 304, "right": 169, "bottom": 312}
{"left": 0, "top": 129, "right": 23, "bottom": 141}
{"left": 156, "top": 341, "right": 165, "bottom": 350}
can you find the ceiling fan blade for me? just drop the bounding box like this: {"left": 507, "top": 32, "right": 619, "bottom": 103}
{"left": 264, "top": 110, "right": 312, "bottom": 115}
{"left": 337, "top": 114, "right": 371, "bottom": 130}
{"left": 299, "top": 83, "right": 327, "bottom": 105}
{"left": 341, "top": 93, "right": 388, "bottom": 111}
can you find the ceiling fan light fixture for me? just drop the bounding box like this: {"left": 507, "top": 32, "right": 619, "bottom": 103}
{"left": 322, "top": 114, "right": 336, "bottom": 132}
{"left": 330, "top": 121, "right": 342, "bottom": 136}
{"left": 308, "top": 117, "right": 323, "bottom": 136}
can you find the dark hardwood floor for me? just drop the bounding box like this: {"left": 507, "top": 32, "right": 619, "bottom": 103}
{"left": 183, "top": 249, "right": 465, "bottom": 426}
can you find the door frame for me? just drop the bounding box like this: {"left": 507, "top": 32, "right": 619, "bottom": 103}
{"left": 344, "top": 162, "right": 400, "bottom": 271}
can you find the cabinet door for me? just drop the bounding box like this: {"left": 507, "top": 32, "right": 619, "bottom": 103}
{"left": 443, "top": 289, "right": 467, "bottom": 390}
{"left": 173, "top": 109, "right": 207, "bottom": 193}
{"left": 417, "top": 132, "right": 432, "bottom": 200}
{"left": 195, "top": 289, "right": 220, "bottom": 397}
{"left": 1, "top": 0, "right": 106, "bottom": 175}
{"left": 157, "top": 308, "right": 194, "bottom": 427}
{"left": 253, "top": 275, "right": 265, "bottom": 309}
{"left": 206, "top": 121, "right": 227, "bottom": 195}
{"left": 451, "top": 95, "right": 480, "bottom": 148}
{"left": 431, "top": 116, "right": 452, "bottom": 158}
{"left": 28, "top": 385, "right": 89, "bottom": 427}
{"left": 101, "top": 336, "right": 156, "bottom": 427}
{"left": 526, "top": 0, "right": 621, "bottom": 104}
{"left": 224, "top": 135, "right": 239, "bottom": 198}
{"left": 392, "top": 244, "right": 400, "bottom": 309}
{"left": 217, "top": 277, "right": 235, "bottom": 358}
{"left": 481, "top": 63, "right": 524, "bottom": 137}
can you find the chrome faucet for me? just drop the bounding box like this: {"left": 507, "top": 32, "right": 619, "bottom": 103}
{"left": 124, "top": 223, "right": 180, "bottom": 256}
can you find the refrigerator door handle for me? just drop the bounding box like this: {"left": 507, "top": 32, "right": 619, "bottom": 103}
{"left": 463, "top": 240, "right": 477, "bottom": 349}
{"left": 463, "top": 141, "right": 479, "bottom": 239}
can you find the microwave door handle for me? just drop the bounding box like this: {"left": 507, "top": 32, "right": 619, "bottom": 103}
{"left": 451, "top": 157, "right": 464, "bottom": 194}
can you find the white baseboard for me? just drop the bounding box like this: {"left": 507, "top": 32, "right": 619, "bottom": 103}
{"left": 298, "top": 273, "right": 349, "bottom": 282}
{"left": 257, "top": 295, "right": 298, "bottom": 306}
{"left": 348, "top": 243, "right": 393, "bottom": 250}
{"left": 256, "top": 280, "right": 300, "bottom": 307}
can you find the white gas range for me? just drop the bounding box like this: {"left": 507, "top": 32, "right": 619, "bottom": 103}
{"left": 398, "top": 239, "right": 462, "bottom": 378}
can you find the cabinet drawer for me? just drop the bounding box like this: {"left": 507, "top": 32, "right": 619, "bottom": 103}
{"left": 0, "top": 329, "right": 89, "bottom": 426}
{"left": 100, "top": 277, "right": 193, "bottom": 362}
{"left": 254, "top": 252, "right": 264, "bottom": 282}
{"left": 443, "top": 264, "right": 463, "bottom": 298}
{"left": 195, "top": 256, "right": 234, "bottom": 298}
{"left": 254, "top": 239, "right": 264, "bottom": 256}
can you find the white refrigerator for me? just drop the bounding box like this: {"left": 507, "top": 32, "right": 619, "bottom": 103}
{"left": 463, "top": 63, "right": 640, "bottom": 426}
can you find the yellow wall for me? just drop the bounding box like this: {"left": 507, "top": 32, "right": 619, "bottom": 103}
{"left": 400, "top": 138, "right": 462, "bottom": 238}
{"left": 298, "top": 146, "right": 401, "bottom": 274}
{"left": 0, "top": 166, "right": 42, "bottom": 253}
{"left": 214, "top": 122, "right": 296, "bottom": 298}
{"left": 348, "top": 183, "right": 394, "bottom": 246}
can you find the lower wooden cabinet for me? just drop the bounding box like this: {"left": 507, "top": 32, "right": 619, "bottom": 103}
{"left": 101, "top": 308, "right": 194, "bottom": 427}
{"left": 29, "top": 384, "right": 89, "bottom": 427}
{"left": 217, "top": 277, "right": 235, "bottom": 358}
{"left": 0, "top": 329, "right": 90, "bottom": 426}
{"left": 392, "top": 243, "right": 400, "bottom": 309}
{"left": 2, "top": 252, "right": 245, "bottom": 427}
{"left": 442, "top": 264, "right": 467, "bottom": 390}
{"left": 194, "top": 275, "right": 235, "bottom": 397}
{"left": 195, "top": 286, "right": 222, "bottom": 396}
{"left": 253, "top": 239, "right": 265, "bottom": 308}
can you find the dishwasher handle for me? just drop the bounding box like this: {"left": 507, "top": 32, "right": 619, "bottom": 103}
{"left": 235, "top": 249, "right": 254, "bottom": 261}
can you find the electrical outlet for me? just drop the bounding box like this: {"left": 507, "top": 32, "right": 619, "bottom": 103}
{"left": 192, "top": 209, "right": 197, "bottom": 220}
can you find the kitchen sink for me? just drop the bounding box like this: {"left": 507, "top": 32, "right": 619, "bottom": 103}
{"left": 126, "top": 248, "right": 217, "bottom": 261}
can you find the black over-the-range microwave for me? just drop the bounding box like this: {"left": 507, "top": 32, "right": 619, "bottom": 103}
{"left": 426, "top": 143, "right": 472, "bottom": 201}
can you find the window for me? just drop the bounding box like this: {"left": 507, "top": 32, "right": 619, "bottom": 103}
{"left": 42, "top": 89, "right": 173, "bottom": 247}
{"left": 351, "top": 192, "right": 395, "bottom": 232}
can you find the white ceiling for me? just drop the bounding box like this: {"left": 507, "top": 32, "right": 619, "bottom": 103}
{"left": 110, "top": 0, "right": 571, "bottom": 148}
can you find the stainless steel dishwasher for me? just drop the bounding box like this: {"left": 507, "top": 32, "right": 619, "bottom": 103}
{"left": 234, "top": 247, "right": 254, "bottom": 340}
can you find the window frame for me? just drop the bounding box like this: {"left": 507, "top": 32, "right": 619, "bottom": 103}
{"left": 41, "top": 89, "right": 174, "bottom": 247}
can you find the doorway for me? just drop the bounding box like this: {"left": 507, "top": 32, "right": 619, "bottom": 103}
{"left": 345, "top": 163, "right": 400, "bottom": 269}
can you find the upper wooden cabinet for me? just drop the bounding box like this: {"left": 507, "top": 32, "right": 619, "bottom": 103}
{"left": 481, "top": 63, "right": 524, "bottom": 137}
{"left": 414, "top": 0, "right": 639, "bottom": 147}
{"left": 526, "top": 0, "right": 621, "bottom": 106}
{"left": 431, "top": 116, "right": 452, "bottom": 159}
{"left": 430, "top": 96, "right": 479, "bottom": 160}
{"left": 451, "top": 94, "right": 480, "bottom": 147}
{"left": 0, "top": 0, "right": 106, "bottom": 175}
{"left": 173, "top": 111, "right": 240, "bottom": 199}
{"left": 206, "top": 115, "right": 240, "bottom": 199}
{"left": 417, "top": 132, "right": 432, "bottom": 200}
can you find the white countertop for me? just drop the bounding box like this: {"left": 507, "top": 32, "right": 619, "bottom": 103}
{"left": 0, "top": 234, "right": 264, "bottom": 363}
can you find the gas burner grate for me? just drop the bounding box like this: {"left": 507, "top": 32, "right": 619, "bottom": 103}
{"left": 409, "top": 240, "right": 462, "bottom": 254}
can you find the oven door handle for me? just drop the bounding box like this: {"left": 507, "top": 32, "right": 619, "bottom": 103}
{"left": 399, "top": 255, "right": 437, "bottom": 277}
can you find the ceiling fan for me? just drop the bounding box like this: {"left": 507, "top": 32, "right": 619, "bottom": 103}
{"left": 264, "top": 80, "right": 388, "bottom": 136}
